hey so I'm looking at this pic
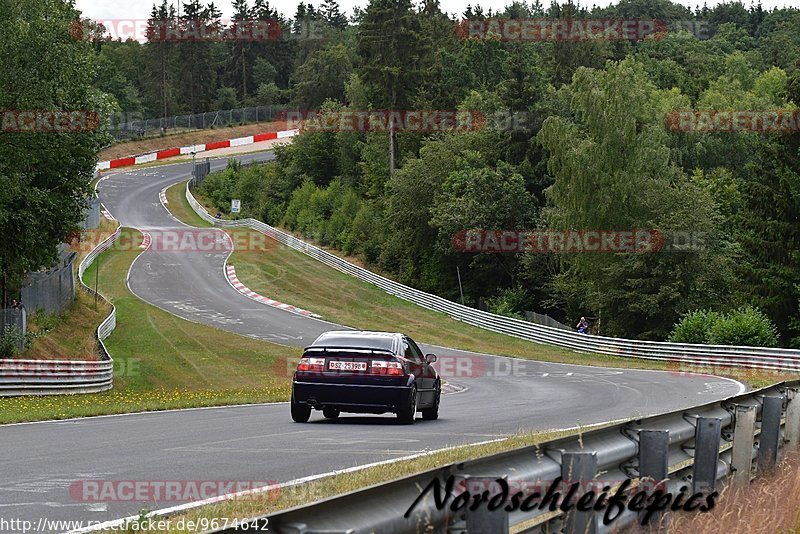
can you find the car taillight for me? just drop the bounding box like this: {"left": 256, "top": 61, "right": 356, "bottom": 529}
{"left": 297, "top": 357, "right": 325, "bottom": 372}
{"left": 369, "top": 360, "right": 404, "bottom": 376}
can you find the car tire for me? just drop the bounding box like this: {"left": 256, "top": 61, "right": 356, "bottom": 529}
{"left": 291, "top": 394, "right": 311, "bottom": 423}
{"left": 397, "top": 386, "right": 416, "bottom": 424}
{"left": 323, "top": 407, "right": 340, "bottom": 419}
{"left": 421, "top": 386, "right": 440, "bottom": 420}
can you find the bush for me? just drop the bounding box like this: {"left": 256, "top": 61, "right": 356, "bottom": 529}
{"left": 669, "top": 306, "right": 779, "bottom": 347}
{"left": 0, "top": 324, "right": 24, "bottom": 358}
{"left": 486, "top": 286, "right": 527, "bottom": 320}
{"left": 669, "top": 309, "right": 720, "bottom": 344}
{"left": 708, "top": 306, "right": 779, "bottom": 347}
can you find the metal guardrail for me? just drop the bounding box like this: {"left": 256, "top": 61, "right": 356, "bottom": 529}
{"left": 186, "top": 183, "right": 800, "bottom": 373}
{"left": 212, "top": 381, "right": 800, "bottom": 533}
{"left": 0, "top": 226, "right": 119, "bottom": 396}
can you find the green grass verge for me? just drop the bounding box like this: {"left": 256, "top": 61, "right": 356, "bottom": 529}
{"left": 169, "top": 180, "right": 799, "bottom": 389}
{"left": 0, "top": 227, "right": 298, "bottom": 424}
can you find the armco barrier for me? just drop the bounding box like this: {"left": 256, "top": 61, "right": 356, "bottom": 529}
{"left": 0, "top": 226, "right": 119, "bottom": 396}
{"left": 212, "top": 381, "right": 800, "bottom": 533}
{"left": 186, "top": 183, "right": 800, "bottom": 373}
{"left": 96, "top": 129, "right": 298, "bottom": 172}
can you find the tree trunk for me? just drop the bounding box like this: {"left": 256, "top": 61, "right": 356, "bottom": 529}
{"left": 388, "top": 83, "right": 397, "bottom": 175}
{"left": 241, "top": 51, "right": 247, "bottom": 99}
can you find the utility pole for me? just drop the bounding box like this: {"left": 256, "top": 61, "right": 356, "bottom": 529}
{"left": 94, "top": 253, "right": 100, "bottom": 308}
{"left": 457, "top": 266, "right": 465, "bottom": 306}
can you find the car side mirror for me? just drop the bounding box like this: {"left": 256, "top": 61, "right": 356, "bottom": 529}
{"left": 425, "top": 354, "right": 437, "bottom": 364}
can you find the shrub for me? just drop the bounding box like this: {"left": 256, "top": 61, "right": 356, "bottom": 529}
{"left": 0, "top": 324, "right": 24, "bottom": 358}
{"left": 669, "top": 309, "right": 720, "bottom": 344}
{"left": 486, "top": 286, "right": 527, "bottom": 320}
{"left": 669, "top": 307, "right": 779, "bottom": 347}
{"left": 708, "top": 306, "right": 779, "bottom": 347}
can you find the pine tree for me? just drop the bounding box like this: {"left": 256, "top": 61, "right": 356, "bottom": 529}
{"left": 145, "top": 0, "right": 179, "bottom": 117}
{"left": 175, "top": 1, "right": 222, "bottom": 113}
{"left": 321, "top": 0, "right": 348, "bottom": 29}
{"left": 229, "top": 0, "right": 254, "bottom": 99}
{"left": 737, "top": 136, "right": 800, "bottom": 343}
{"left": 357, "top": 0, "right": 425, "bottom": 174}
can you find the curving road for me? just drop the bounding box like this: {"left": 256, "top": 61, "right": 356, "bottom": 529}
{"left": 1, "top": 152, "right": 744, "bottom": 529}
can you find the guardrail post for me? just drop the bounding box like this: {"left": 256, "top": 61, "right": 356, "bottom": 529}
{"left": 692, "top": 417, "right": 721, "bottom": 495}
{"left": 731, "top": 404, "right": 757, "bottom": 487}
{"left": 464, "top": 476, "right": 509, "bottom": 533}
{"left": 758, "top": 396, "right": 783, "bottom": 472}
{"left": 785, "top": 387, "right": 800, "bottom": 449}
{"left": 638, "top": 430, "right": 669, "bottom": 526}
{"left": 562, "top": 452, "right": 597, "bottom": 534}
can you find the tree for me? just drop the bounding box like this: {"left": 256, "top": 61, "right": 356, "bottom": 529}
{"left": 538, "top": 59, "right": 736, "bottom": 338}
{"left": 228, "top": 0, "right": 255, "bottom": 100}
{"left": 176, "top": 0, "right": 222, "bottom": 113}
{"left": 356, "top": 0, "right": 425, "bottom": 174}
{"left": 215, "top": 87, "right": 240, "bottom": 110}
{"left": 0, "top": 0, "right": 111, "bottom": 302}
{"left": 144, "top": 0, "right": 179, "bottom": 117}
{"left": 253, "top": 57, "right": 277, "bottom": 86}
{"left": 291, "top": 43, "right": 352, "bottom": 107}
{"left": 321, "top": 0, "right": 348, "bottom": 29}
{"left": 430, "top": 157, "right": 538, "bottom": 294}
{"left": 736, "top": 133, "right": 800, "bottom": 344}
{"left": 256, "top": 82, "right": 280, "bottom": 105}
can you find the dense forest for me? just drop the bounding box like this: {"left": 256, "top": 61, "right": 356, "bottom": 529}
{"left": 89, "top": 0, "right": 800, "bottom": 345}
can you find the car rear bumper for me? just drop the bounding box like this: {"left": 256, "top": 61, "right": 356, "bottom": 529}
{"left": 293, "top": 380, "right": 413, "bottom": 413}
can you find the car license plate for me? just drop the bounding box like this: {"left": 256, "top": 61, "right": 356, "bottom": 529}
{"left": 329, "top": 361, "right": 367, "bottom": 371}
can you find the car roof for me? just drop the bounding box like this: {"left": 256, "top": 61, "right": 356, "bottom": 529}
{"left": 308, "top": 331, "right": 404, "bottom": 353}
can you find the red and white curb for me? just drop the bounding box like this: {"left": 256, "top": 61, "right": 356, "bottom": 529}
{"left": 226, "top": 264, "right": 320, "bottom": 318}
{"left": 159, "top": 188, "right": 168, "bottom": 206}
{"left": 140, "top": 232, "right": 152, "bottom": 249}
{"left": 96, "top": 129, "right": 297, "bottom": 172}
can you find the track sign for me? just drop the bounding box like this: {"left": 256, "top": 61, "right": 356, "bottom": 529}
{"left": 231, "top": 199, "right": 241, "bottom": 213}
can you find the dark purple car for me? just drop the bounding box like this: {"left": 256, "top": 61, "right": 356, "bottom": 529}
{"left": 291, "top": 331, "right": 441, "bottom": 424}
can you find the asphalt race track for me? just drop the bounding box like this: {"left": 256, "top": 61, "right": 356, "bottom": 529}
{"left": 1, "top": 152, "right": 744, "bottom": 529}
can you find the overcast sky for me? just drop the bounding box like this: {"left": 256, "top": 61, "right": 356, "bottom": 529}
{"left": 76, "top": 0, "right": 797, "bottom": 23}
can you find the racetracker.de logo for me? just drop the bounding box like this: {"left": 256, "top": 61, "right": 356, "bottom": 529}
{"left": 0, "top": 110, "right": 100, "bottom": 133}
{"left": 666, "top": 110, "right": 800, "bottom": 133}
{"left": 282, "top": 110, "right": 486, "bottom": 133}
{"left": 67, "top": 228, "right": 275, "bottom": 253}
{"left": 69, "top": 480, "right": 281, "bottom": 502}
{"left": 69, "top": 19, "right": 284, "bottom": 42}
{"left": 277, "top": 354, "right": 549, "bottom": 378}
{"left": 452, "top": 230, "right": 667, "bottom": 253}
{"left": 667, "top": 359, "right": 800, "bottom": 379}
{"left": 457, "top": 18, "right": 667, "bottom": 41}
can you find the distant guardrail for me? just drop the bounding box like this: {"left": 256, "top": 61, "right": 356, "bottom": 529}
{"left": 186, "top": 183, "right": 800, "bottom": 374}
{"left": 0, "top": 225, "right": 119, "bottom": 396}
{"left": 211, "top": 380, "right": 800, "bottom": 533}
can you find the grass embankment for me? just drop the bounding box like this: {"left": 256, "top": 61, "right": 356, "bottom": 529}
{"left": 671, "top": 450, "right": 800, "bottom": 533}
{"left": 22, "top": 291, "right": 108, "bottom": 361}
{"left": 0, "top": 227, "right": 296, "bottom": 424}
{"left": 170, "top": 181, "right": 799, "bottom": 389}
{"left": 98, "top": 120, "right": 288, "bottom": 161}
{"left": 20, "top": 219, "right": 118, "bottom": 361}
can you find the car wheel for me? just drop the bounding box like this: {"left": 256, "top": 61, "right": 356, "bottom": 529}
{"left": 421, "top": 386, "right": 440, "bottom": 420}
{"left": 291, "top": 394, "right": 311, "bottom": 423}
{"left": 323, "top": 407, "right": 340, "bottom": 419}
{"left": 397, "top": 386, "right": 416, "bottom": 424}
